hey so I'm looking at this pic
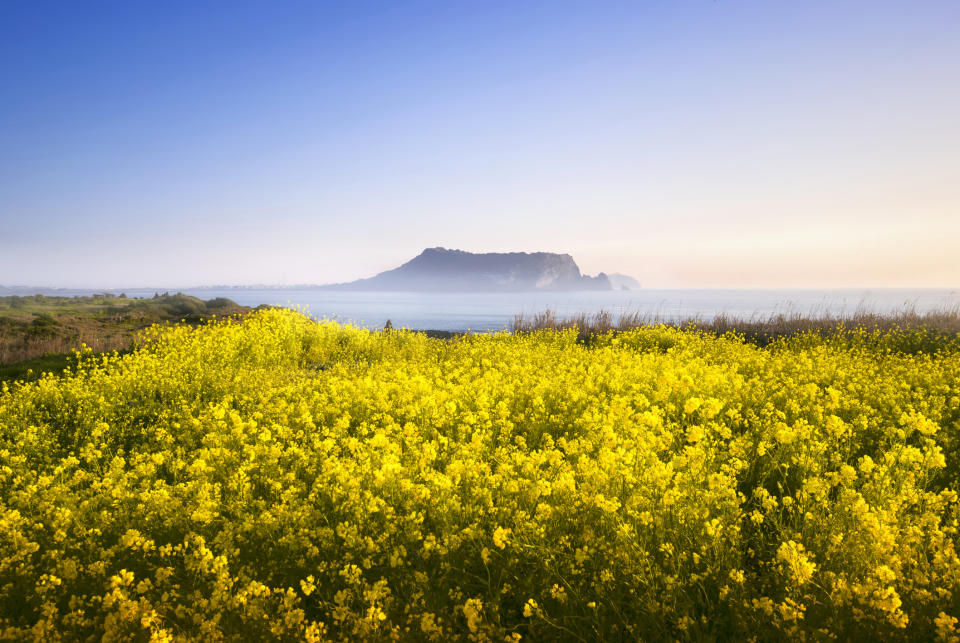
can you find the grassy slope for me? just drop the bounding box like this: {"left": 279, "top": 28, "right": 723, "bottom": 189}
{"left": 0, "top": 293, "right": 250, "bottom": 373}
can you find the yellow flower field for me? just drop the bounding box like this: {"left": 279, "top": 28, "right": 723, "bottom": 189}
{"left": 2, "top": 308, "right": 960, "bottom": 641}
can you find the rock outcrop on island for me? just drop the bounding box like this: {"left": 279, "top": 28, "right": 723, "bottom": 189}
{"left": 607, "top": 273, "right": 642, "bottom": 290}
{"left": 323, "top": 247, "right": 624, "bottom": 292}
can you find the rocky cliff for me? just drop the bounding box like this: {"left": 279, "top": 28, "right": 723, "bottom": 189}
{"left": 324, "top": 247, "right": 616, "bottom": 292}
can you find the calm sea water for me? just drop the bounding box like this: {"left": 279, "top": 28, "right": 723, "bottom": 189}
{"left": 6, "top": 287, "right": 959, "bottom": 332}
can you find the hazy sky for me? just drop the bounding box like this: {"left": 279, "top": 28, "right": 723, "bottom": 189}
{"left": 1, "top": 1, "right": 958, "bottom": 288}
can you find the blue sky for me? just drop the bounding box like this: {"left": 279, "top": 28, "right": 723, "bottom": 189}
{"left": 1, "top": 1, "right": 958, "bottom": 287}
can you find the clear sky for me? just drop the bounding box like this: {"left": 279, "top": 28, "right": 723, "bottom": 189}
{"left": 1, "top": 1, "right": 958, "bottom": 288}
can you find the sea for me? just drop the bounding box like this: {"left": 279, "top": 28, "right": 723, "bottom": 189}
{"left": 4, "top": 287, "right": 959, "bottom": 332}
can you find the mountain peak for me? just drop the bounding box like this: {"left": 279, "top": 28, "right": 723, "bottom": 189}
{"left": 324, "top": 249, "right": 635, "bottom": 292}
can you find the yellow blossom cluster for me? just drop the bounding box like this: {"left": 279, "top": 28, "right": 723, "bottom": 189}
{"left": 1, "top": 309, "right": 960, "bottom": 640}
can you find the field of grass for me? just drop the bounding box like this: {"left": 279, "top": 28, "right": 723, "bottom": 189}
{"left": 0, "top": 293, "right": 249, "bottom": 368}
{"left": 2, "top": 308, "right": 960, "bottom": 640}
{"left": 511, "top": 305, "right": 960, "bottom": 346}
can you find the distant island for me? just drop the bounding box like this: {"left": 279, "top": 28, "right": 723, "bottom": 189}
{"left": 1, "top": 249, "right": 642, "bottom": 295}
{"left": 319, "top": 247, "right": 637, "bottom": 292}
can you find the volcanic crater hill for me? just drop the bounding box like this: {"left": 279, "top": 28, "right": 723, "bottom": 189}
{"left": 323, "top": 247, "right": 623, "bottom": 292}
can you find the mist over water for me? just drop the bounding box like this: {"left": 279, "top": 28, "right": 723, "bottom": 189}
{"left": 4, "top": 288, "right": 959, "bottom": 332}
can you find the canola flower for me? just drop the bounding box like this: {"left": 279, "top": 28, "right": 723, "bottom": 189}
{"left": 1, "top": 308, "right": 960, "bottom": 640}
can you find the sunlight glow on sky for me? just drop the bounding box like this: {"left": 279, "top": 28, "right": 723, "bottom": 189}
{"left": 1, "top": 1, "right": 958, "bottom": 288}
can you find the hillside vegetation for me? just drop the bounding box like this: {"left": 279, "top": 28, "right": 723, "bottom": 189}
{"left": 2, "top": 309, "right": 960, "bottom": 640}
{"left": 0, "top": 293, "right": 249, "bottom": 377}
